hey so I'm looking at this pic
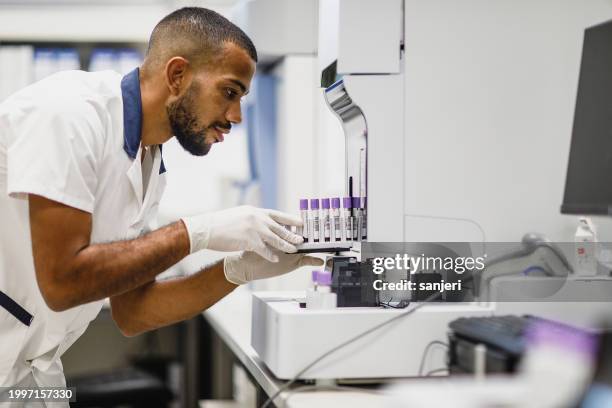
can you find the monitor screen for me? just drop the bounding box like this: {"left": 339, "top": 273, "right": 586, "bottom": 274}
{"left": 561, "top": 20, "right": 612, "bottom": 215}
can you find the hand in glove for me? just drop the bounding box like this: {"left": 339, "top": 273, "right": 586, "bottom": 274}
{"left": 223, "top": 249, "right": 324, "bottom": 285}
{"left": 181, "top": 206, "right": 303, "bottom": 262}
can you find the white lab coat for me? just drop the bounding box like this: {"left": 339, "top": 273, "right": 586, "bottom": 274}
{"left": 0, "top": 69, "right": 166, "bottom": 398}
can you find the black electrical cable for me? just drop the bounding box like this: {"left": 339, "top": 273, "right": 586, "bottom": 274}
{"left": 260, "top": 291, "right": 442, "bottom": 408}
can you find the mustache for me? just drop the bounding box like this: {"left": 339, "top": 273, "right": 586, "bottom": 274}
{"left": 211, "top": 122, "right": 232, "bottom": 132}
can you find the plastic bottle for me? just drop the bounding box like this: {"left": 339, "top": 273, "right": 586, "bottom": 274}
{"left": 575, "top": 217, "right": 597, "bottom": 276}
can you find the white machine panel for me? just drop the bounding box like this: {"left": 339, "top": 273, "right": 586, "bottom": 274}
{"left": 319, "top": 0, "right": 402, "bottom": 74}
{"left": 250, "top": 0, "right": 612, "bottom": 385}
{"left": 251, "top": 292, "right": 492, "bottom": 380}
{"left": 335, "top": 0, "right": 402, "bottom": 74}
{"left": 400, "top": 0, "right": 612, "bottom": 242}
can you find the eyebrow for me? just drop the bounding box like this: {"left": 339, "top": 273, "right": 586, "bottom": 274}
{"left": 228, "top": 78, "right": 249, "bottom": 95}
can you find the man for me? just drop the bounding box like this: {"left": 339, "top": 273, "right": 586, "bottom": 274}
{"left": 0, "top": 7, "right": 321, "bottom": 394}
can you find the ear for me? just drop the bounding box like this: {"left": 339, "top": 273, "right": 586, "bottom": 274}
{"left": 164, "top": 57, "right": 191, "bottom": 96}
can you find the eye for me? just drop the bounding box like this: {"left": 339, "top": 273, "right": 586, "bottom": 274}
{"left": 224, "top": 88, "right": 239, "bottom": 100}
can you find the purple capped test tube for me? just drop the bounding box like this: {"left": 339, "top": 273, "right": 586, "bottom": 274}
{"left": 299, "top": 199, "right": 309, "bottom": 243}
{"left": 352, "top": 197, "right": 361, "bottom": 241}
{"left": 321, "top": 198, "right": 331, "bottom": 242}
{"left": 361, "top": 197, "right": 367, "bottom": 240}
{"left": 331, "top": 198, "right": 341, "bottom": 242}
{"left": 342, "top": 197, "right": 353, "bottom": 241}
{"left": 307, "top": 270, "right": 335, "bottom": 309}
{"left": 316, "top": 271, "right": 332, "bottom": 287}
{"left": 310, "top": 198, "right": 320, "bottom": 242}
{"left": 311, "top": 270, "right": 320, "bottom": 289}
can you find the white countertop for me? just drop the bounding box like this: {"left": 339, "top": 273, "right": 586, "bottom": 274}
{"left": 203, "top": 286, "right": 394, "bottom": 408}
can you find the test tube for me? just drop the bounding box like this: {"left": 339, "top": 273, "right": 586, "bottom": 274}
{"left": 321, "top": 198, "right": 331, "bottom": 242}
{"left": 342, "top": 197, "right": 352, "bottom": 241}
{"left": 352, "top": 197, "right": 361, "bottom": 241}
{"left": 331, "top": 197, "right": 341, "bottom": 242}
{"left": 316, "top": 271, "right": 332, "bottom": 293}
{"left": 299, "top": 199, "right": 309, "bottom": 243}
{"left": 361, "top": 197, "right": 367, "bottom": 240}
{"left": 312, "top": 270, "right": 319, "bottom": 291}
{"left": 310, "top": 198, "right": 320, "bottom": 242}
{"left": 306, "top": 270, "right": 336, "bottom": 309}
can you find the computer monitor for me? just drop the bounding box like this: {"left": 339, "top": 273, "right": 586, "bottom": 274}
{"left": 561, "top": 20, "right": 612, "bottom": 215}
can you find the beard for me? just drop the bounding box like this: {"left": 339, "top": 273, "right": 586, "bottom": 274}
{"left": 166, "top": 82, "right": 211, "bottom": 156}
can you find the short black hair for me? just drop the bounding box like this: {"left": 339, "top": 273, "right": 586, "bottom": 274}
{"left": 145, "top": 7, "right": 257, "bottom": 68}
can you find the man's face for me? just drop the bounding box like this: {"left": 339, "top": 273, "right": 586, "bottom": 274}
{"left": 167, "top": 42, "right": 255, "bottom": 156}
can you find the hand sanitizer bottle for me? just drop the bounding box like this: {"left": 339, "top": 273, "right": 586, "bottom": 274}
{"left": 574, "top": 217, "right": 598, "bottom": 276}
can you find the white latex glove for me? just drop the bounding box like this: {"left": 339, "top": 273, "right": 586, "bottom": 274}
{"left": 224, "top": 249, "right": 324, "bottom": 285}
{"left": 181, "top": 205, "right": 303, "bottom": 262}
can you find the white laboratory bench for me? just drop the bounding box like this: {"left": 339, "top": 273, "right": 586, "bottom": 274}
{"left": 202, "top": 288, "right": 583, "bottom": 408}
{"left": 202, "top": 286, "right": 395, "bottom": 408}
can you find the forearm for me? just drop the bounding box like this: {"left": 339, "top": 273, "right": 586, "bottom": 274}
{"left": 49, "top": 221, "right": 190, "bottom": 310}
{"left": 110, "top": 260, "right": 237, "bottom": 336}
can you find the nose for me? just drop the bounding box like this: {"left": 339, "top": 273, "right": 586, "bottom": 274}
{"left": 226, "top": 101, "right": 242, "bottom": 125}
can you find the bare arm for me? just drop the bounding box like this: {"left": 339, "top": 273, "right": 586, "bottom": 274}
{"left": 110, "top": 260, "right": 236, "bottom": 336}
{"left": 29, "top": 194, "right": 194, "bottom": 311}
